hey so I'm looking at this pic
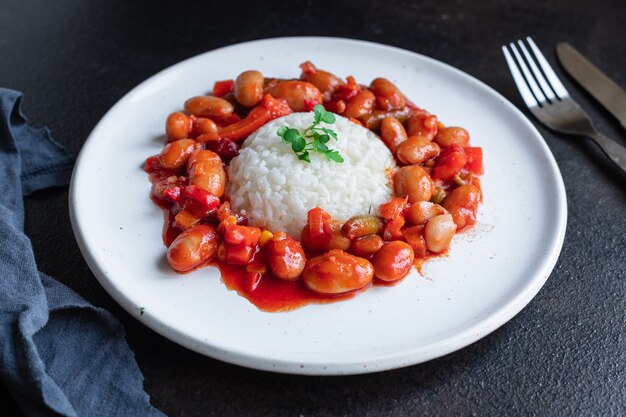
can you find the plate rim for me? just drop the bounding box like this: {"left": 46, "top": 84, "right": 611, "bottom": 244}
{"left": 69, "top": 36, "right": 567, "bottom": 375}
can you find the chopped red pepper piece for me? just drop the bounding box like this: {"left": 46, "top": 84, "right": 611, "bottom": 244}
{"left": 223, "top": 225, "right": 262, "bottom": 264}
{"left": 163, "top": 186, "right": 181, "bottom": 202}
{"left": 151, "top": 176, "right": 184, "bottom": 202}
{"left": 261, "top": 94, "right": 293, "bottom": 119}
{"left": 378, "top": 197, "right": 408, "bottom": 241}
{"left": 464, "top": 147, "right": 483, "bottom": 175}
{"left": 379, "top": 197, "right": 408, "bottom": 220}
{"left": 401, "top": 225, "right": 427, "bottom": 258}
{"left": 217, "top": 215, "right": 238, "bottom": 235}
{"left": 331, "top": 76, "right": 360, "bottom": 102}
{"left": 307, "top": 207, "right": 331, "bottom": 238}
{"left": 212, "top": 79, "right": 234, "bottom": 97}
{"left": 383, "top": 215, "right": 405, "bottom": 241}
{"left": 181, "top": 185, "right": 220, "bottom": 211}
{"left": 432, "top": 145, "right": 468, "bottom": 181}
{"left": 324, "top": 99, "right": 346, "bottom": 114}
{"left": 144, "top": 156, "right": 160, "bottom": 173}
{"left": 224, "top": 225, "right": 260, "bottom": 246}
{"left": 303, "top": 98, "right": 320, "bottom": 112}
{"left": 174, "top": 207, "right": 203, "bottom": 231}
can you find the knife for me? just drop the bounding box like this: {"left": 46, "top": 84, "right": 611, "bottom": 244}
{"left": 556, "top": 42, "right": 626, "bottom": 130}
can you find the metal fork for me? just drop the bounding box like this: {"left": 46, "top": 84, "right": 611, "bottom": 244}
{"left": 502, "top": 37, "right": 626, "bottom": 173}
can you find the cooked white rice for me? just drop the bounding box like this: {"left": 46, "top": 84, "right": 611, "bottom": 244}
{"left": 226, "top": 113, "right": 397, "bottom": 238}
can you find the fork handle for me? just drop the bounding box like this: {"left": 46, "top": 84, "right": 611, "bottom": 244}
{"left": 587, "top": 132, "right": 626, "bottom": 173}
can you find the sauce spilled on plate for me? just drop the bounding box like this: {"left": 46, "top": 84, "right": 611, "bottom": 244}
{"left": 215, "top": 261, "right": 365, "bottom": 312}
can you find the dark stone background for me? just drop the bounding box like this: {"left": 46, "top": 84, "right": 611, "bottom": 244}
{"left": 1, "top": 0, "right": 625, "bottom": 415}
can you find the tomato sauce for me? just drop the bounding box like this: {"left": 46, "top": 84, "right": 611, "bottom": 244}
{"left": 216, "top": 251, "right": 448, "bottom": 312}
{"left": 161, "top": 209, "right": 181, "bottom": 246}
{"left": 162, "top": 200, "right": 449, "bottom": 312}
{"left": 214, "top": 261, "right": 366, "bottom": 312}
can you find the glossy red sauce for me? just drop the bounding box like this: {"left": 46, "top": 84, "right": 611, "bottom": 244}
{"left": 214, "top": 261, "right": 366, "bottom": 312}
{"left": 162, "top": 209, "right": 181, "bottom": 246}
{"left": 213, "top": 258, "right": 453, "bottom": 311}
{"left": 161, "top": 207, "right": 449, "bottom": 311}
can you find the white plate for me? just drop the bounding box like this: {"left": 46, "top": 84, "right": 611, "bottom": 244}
{"left": 70, "top": 37, "right": 567, "bottom": 375}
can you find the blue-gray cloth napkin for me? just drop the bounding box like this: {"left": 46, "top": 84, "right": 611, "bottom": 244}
{"left": 0, "top": 88, "right": 165, "bottom": 417}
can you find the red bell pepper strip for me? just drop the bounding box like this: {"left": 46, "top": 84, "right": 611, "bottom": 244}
{"left": 215, "top": 113, "right": 242, "bottom": 127}
{"left": 218, "top": 95, "right": 292, "bottom": 141}
{"left": 218, "top": 106, "right": 270, "bottom": 141}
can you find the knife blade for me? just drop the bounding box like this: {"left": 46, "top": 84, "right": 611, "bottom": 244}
{"left": 556, "top": 42, "right": 626, "bottom": 130}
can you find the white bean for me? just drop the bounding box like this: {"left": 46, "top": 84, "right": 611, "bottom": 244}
{"left": 424, "top": 213, "right": 456, "bottom": 253}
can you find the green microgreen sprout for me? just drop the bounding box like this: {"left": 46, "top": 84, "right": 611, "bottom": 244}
{"left": 277, "top": 105, "right": 344, "bottom": 163}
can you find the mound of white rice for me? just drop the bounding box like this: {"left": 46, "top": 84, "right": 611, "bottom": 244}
{"left": 226, "top": 113, "right": 397, "bottom": 238}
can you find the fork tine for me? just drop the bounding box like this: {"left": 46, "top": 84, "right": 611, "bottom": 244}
{"left": 526, "top": 37, "right": 569, "bottom": 99}
{"left": 509, "top": 42, "right": 547, "bottom": 106}
{"left": 502, "top": 45, "right": 538, "bottom": 108}
{"left": 516, "top": 40, "right": 556, "bottom": 102}
{"left": 509, "top": 42, "right": 548, "bottom": 105}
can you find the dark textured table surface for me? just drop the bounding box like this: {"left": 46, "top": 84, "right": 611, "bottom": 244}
{"left": 2, "top": 0, "right": 625, "bottom": 416}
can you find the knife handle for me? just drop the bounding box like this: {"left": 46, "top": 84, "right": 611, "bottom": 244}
{"left": 588, "top": 131, "right": 626, "bottom": 174}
